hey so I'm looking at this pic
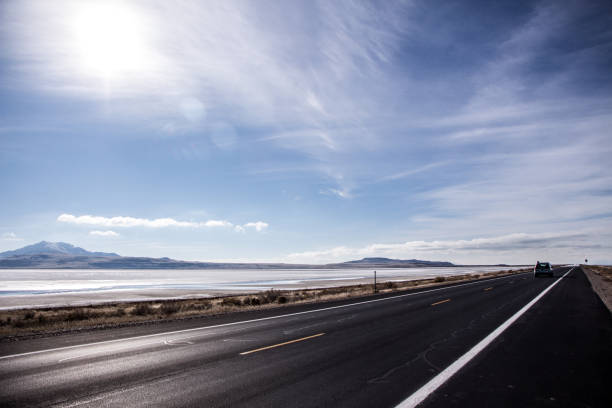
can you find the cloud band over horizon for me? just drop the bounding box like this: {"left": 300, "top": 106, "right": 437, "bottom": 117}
{"left": 286, "top": 232, "right": 607, "bottom": 264}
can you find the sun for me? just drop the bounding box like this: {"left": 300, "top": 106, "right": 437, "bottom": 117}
{"left": 71, "top": 3, "right": 152, "bottom": 79}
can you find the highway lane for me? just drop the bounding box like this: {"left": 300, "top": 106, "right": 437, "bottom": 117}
{"left": 0, "top": 266, "right": 605, "bottom": 407}
{"left": 418, "top": 265, "right": 612, "bottom": 408}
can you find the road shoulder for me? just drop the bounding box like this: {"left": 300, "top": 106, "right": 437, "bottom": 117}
{"left": 582, "top": 265, "right": 612, "bottom": 313}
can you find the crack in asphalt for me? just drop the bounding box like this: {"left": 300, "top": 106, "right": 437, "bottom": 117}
{"left": 367, "top": 285, "right": 531, "bottom": 385}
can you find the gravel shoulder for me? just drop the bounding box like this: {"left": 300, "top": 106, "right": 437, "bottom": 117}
{"left": 582, "top": 265, "right": 612, "bottom": 313}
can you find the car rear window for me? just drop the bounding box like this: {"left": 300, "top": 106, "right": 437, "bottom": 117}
{"left": 537, "top": 263, "right": 550, "bottom": 268}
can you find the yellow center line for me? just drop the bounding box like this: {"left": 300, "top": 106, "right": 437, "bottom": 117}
{"left": 431, "top": 298, "right": 451, "bottom": 306}
{"left": 240, "top": 333, "right": 325, "bottom": 355}
{"left": 484, "top": 287, "right": 493, "bottom": 291}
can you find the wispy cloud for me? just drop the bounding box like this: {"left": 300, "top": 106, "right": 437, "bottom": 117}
{"left": 323, "top": 188, "right": 352, "bottom": 199}
{"left": 380, "top": 162, "right": 449, "bottom": 182}
{"left": 89, "top": 230, "right": 119, "bottom": 237}
{"left": 2, "top": 1, "right": 611, "bottom": 264}
{"left": 1, "top": 232, "right": 23, "bottom": 242}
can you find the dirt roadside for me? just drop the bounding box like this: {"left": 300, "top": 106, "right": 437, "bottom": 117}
{"left": 0, "top": 268, "right": 530, "bottom": 340}
{"left": 581, "top": 265, "right": 612, "bottom": 313}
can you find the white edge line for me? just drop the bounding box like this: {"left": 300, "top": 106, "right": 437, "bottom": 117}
{"left": 0, "top": 271, "right": 530, "bottom": 361}
{"left": 395, "top": 267, "right": 574, "bottom": 408}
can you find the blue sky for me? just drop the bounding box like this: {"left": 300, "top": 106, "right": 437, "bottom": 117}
{"left": 1, "top": 0, "right": 611, "bottom": 264}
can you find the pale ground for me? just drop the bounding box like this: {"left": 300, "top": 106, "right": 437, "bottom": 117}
{"left": 0, "top": 277, "right": 416, "bottom": 309}
{"left": 0, "top": 266, "right": 524, "bottom": 310}
{"left": 0, "top": 268, "right": 529, "bottom": 338}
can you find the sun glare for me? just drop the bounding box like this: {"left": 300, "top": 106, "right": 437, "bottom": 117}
{"left": 72, "top": 3, "right": 151, "bottom": 79}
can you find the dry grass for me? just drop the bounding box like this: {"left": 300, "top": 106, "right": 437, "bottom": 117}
{"left": 0, "top": 268, "right": 529, "bottom": 339}
{"left": 584, "top": 265, "right": 612, "bottom": 282}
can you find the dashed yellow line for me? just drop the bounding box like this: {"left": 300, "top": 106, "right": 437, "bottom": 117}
{"left": 431, "top": 298, "right": 451, "bottom": 306}
{"left": 484, "top": 287, "right": 493, "bottom": 291}
{"left": 240, "top": 333, "right": 325, "bottom": 355}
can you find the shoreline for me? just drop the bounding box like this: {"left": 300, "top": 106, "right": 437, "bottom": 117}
{"left": 0, "top": 268, "right": 530, "bottom": 340}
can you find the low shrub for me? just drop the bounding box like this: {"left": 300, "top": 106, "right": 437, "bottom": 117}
{"left": 249, "top": 297, "right": 261, "bottom": 306}
{"left": 321, "top": 287, "right": 344, "bottom": 296}
{"left": 37, "top": 314, "right": 47, "bottom": 324}
{"left": 385, "top": 282, "right": 397, "bottom": 289}
{"left": 183, "top": 300, "right": 212, "bottom": 311}
{"left": 262, "top": 289, "right": 279, "bottom": 303}
{"left": 160, "top": 302, "right": 181, "bottom": 315}
{"left": 221, "top": 297, "right": 242, "bottom": 307}
{"left": 277, "top": 296, "right": 287, "bottom": 304}
{"left": 66, "top": 309, "right": 90, "bottom": 321}
{"left": 23, "top": 311, "right": 35, "bottom": 320}
{"left": 131, "top": 303, "right": 154, "bottom": 316}
{"left": 434, "top": 276, "right": 446, "bottom": 283}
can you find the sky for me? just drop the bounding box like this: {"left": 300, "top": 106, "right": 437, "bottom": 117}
{"left": 1, "top": 0, "right": 611, "bottom": 265}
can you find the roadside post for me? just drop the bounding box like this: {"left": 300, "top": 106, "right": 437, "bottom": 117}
{"left": 374, "top": 270, "right": 377, "bottom": 293}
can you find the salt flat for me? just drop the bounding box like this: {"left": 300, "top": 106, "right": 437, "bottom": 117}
{"left": 0, "top": 266, "right": 522, "bottom": 309}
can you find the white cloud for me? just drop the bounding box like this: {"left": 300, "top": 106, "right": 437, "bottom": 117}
{"left": 202, "top": 220, "right": 233, "bottom": 228}
{"left": 2, "top": 232, "right": 23, "bottom": 241}
{"left": 58, "top": 214, "right": 200, "bottom": 228}
{"left": 89, "top": 230, "right": 119, "bottom": 237}
{"left": 58, "top": 214, "right": 268, "bottom": 232}
{"left": 243, "top": 221, "right": 269, "bottom": 232}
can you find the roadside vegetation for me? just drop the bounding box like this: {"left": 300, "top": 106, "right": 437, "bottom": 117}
{"left": 0, "top": 268, "right": 529, "bottom": 339}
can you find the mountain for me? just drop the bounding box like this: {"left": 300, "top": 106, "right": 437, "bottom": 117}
{"left": 0, "top": 241, "right": 118, "bottom": 258}
{"left": 0, "top": 242, "right": 454, "bottom": 269}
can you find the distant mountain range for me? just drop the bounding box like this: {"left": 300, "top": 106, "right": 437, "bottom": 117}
{"left": 0, "top": 241, "right": 455, "bottom": 269}
{"left": 0, "top": 241, "right": 118, "bottom": 258}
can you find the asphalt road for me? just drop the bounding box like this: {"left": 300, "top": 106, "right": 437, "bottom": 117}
{"left": 0, "top": 266, "right": 609, "bottom": 407}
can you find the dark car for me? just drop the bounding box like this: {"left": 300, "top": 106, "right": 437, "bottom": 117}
{"left": 534, "top": 261, "right": 553, "bottom": 278}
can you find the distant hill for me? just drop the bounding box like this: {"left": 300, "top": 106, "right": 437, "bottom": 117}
{"left": 0, "top": 242, "right": 455, "bottom": 269}
{"left": 0, "top": 241, "right": 118, "bottom": 258}
{"left": 342, "top": 257, "right": 454, "bottom": 267}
